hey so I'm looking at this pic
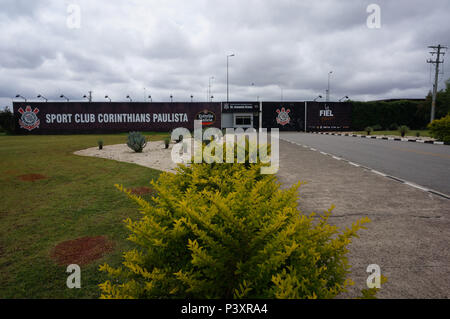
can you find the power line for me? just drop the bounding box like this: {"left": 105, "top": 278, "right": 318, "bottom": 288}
{"left": 427, "top": 44, "right": 447, "bottom": 122}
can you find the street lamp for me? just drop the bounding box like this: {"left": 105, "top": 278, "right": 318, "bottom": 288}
{"left": 326, "top": 71, "right": 333, "bottom": 102}
{"left": 210, "top": 95, "right": 214, "bottom": 101}
{"left": 313, "top": 95, "right": 322, "bottom": 102}
{"left": 82, "top": 94, "right": 90, "bottom": 101}
{"left": 60, "top": 94, "right": 69, "bottom": 102}
{"left": 170, "top": 95, "right": 173, "bottom": 102}
{"left": 278, "top": 85, "right": 283, "bottom": 101}
{"left": 208, "top": 76, "right": 215, "bottom": 102}
{"left": 126, "top": 95, "right": 132, "bottom": 102}
{"left": 148, "top": 95, "right": 152, "bottom": 102}
{"left": 190, "top": 95, "right": 194, "bottom": 102}
{"left": 37, "top": 94, "right": 48, "bottom": 102}
{"left": 105, "top": 95, "right": 111, "bottom": 102}
{"left": 15, "top": 94, "right": 27, "bottom": 102}
{"left": 227, "top": 53, "right": 235, "bottom": 102}
{"left": 339, "top": 96, "right": 349, "bottom": 102}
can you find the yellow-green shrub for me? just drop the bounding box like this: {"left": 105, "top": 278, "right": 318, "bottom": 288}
{"left": 428, "top": 114, "right": 450, "bottom": 143}
{"left": 99, "top": 156, "right": 369, "bottom": 299}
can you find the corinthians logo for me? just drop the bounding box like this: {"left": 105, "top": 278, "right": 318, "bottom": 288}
{"left": 18, "top": 106, "right": 40, "bottom": 131}
{"left": 276, "top": 107, "right": 291, "bottom": 126}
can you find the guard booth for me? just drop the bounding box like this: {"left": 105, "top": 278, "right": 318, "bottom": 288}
{"left": 221, "top": 102, "right": 260, "bottom": 129}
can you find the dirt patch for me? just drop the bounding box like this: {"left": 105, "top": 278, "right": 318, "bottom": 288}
{"left": 50, "top": 236, "right": 114, "bottom": 266}
{"left": 129, "top": 186, "right": 157, "bottom": 196}
{"left": 18, "top": 174, "right": 47, "bottom": 182}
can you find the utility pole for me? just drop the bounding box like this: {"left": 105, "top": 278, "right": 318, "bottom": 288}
{"left": 88, "top": 91, "right": 92, "bottom": 102}
{"left": 427, "top": 44, "right": 447, "bottom": 122}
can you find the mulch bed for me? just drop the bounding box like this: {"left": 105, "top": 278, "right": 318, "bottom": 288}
{"left": 17, "top": 174, "right": 47, "bottom": 182}
{"left": 129, "top": 186, "right": 157, "bottom": 196}
{"left": 50, "top": 236, "right": 114, "bottom": 266}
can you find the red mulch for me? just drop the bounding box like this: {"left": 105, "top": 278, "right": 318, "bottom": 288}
{"left": 18, "top": 174, "right": 47, "bottom": 182}
{"left": 50, "top": 236, "right": 114, "bottom": 266}
{"left": 129, "top": 186, "right": 157, "bottom": 196}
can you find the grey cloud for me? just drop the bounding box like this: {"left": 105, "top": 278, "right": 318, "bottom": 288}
{"left": 1, "top": 0, "right": 449, "bottom": 109}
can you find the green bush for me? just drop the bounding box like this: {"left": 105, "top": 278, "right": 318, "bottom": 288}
{"left": 164, "top": 137, "right": 170, "bottom": 149}
{"left": 398, "top": 125, "right": 409, "bottom": 137}
{"left": 98, "top": 140, "right": 104, "bottom": 150}
{"left": 99, "top": 153, "right": 370, "bottom": 299}
{"left": 127, "top": 131, "right": 147, "bottom": 153}
{"left": 372, "top": 124, "right": 383, "bottom": 131}
{"left": 389, "top": 123, "right": 399, "bottom": 130}
{"left": 428, "top": 114, "right": 450, "bottom": 143}
{"left": 364, "top": 126, "right": 373, "bottom": 135}
{"left": 0, "top": 107, "right": 15, "bottom": 134}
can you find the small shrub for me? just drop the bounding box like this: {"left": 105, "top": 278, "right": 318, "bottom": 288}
{"left": 127, "top": 132, "right": 147, "bottom": 153}
{"left": 164, "top": 137, "right": 170, "bottom": 149}
{"left": 416, "top": 131, "right": 420, "bottom": 138}
{"left": 99, "top": 152, "right": 370, "bottom": 299}
{"left": 389, "top": 123, "right": 399, "bottom": 131}
{"left": 98, "top": 140, "right": 103, "bottom": 150}
{"left": 398, "top": 125, "right": 409, "bottom": 137}
{"left": 365, "top": 126, "right": 373, "bottom": 135}
{"left": 372, "top": 124, "right": 382, "bottom": 131}
{"left": 428, "top": 114, "right": 450, "bottom": 143}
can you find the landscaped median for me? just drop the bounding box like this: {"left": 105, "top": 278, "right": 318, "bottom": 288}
{"left": 311, "top": 131, "right": 448, "bottom": 145}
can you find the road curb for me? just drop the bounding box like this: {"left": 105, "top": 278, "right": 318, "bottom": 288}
{"left": 280, "top": 137, "right": 450, "bottom": 200}
{"left": 310, "top": 132, "right": 448, "bottom": 145}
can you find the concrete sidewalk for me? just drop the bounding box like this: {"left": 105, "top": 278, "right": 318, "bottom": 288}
{"left": 276, "top": 139, "right": 450, "bottom": 298}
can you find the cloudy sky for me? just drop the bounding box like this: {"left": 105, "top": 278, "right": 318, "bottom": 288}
{"left": 1, "top": 0, "right": 449, "bottom": 108}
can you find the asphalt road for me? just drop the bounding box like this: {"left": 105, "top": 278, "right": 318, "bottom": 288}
{"left": 280, "top": 132, "right": 450, "bottom": 196}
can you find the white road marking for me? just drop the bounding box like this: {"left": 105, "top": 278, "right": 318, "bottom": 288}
{"left": 348, "top": 162, "right": 360, "bottom": 167}
{"left": 371, "top": 169, "right": 387, "bottom": 177}
{"left": 404, "top": 182, "right": 429, "bottom": 192}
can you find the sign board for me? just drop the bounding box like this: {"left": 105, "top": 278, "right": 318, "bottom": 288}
{"left": 13, "top": 102, "right": 221, "bottom": 134}
{"left": 306, "top": 102, "right": 351, "bottom": 131}
{"left": 222, "top": 102, "right": 259, "bottom": 113}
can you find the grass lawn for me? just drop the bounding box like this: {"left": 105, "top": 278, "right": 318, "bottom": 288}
{"left": 352, "top": 130, "right": 432, "bottom": 137}
{"left": 0, "top": 132, "right": 168, "bottom": 298}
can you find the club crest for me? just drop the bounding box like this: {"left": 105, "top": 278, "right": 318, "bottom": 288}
{"left": 18, "top": 106, "right": 40, "bottom": 131}
{"left": 276, "top": 107, "right": 291, "bottom": 126}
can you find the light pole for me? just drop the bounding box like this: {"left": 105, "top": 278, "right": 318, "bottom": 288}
{"left": 15, "top": 95, "right": 27, "bottom": 102}
{"left": 208, "top": 76, "right": 215, "bottom": 102}
{"left": 60, "top": 94, "right": 69, "bottom": 102}
{"left": 105, "top": 95, "right": 111, "bottom": 102}
{"left": 170, "top": 95, "right": 173, "bottom": 102}
{"left": 126, "top": 95, "right": 132, "bottom": 102}
{"left": 313, "top": 95, "right": 322, "bottom": 102}
{"left": 37, "top": 94, "right": 48, "bottom": 102}
{"left": 278, "top": 85, "right": 283, "bottom": 101}
{"left": 190, "top": 95, "right": 194, "bottom": 102}
{"left": 148, "top": 95, "right": 152, "bottom": 102}
{"left": 227, "top": 53, "right": 235, "bottom": 102}
{"left": 339, "top": 96, "right": 349, "bottom": 102}
{"left": 326, "top": 71, "right": 333, "bottom": 102}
